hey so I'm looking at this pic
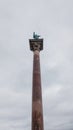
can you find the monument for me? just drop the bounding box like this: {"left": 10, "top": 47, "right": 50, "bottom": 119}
{"left": 29, "top": 33, "right": 44, "bottom": 130}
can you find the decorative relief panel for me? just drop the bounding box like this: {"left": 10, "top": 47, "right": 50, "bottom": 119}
{"left": 33, "top": 42, "right": 41, "bottom": 51}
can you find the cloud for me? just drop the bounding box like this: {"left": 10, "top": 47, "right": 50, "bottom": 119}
{"left": 0, "top": 0, "right": 73, "bottom": 130}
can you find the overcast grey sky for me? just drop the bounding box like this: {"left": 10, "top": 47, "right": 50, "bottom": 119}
{"left": 0, "top": 0, "right": 73, "bottom": 130}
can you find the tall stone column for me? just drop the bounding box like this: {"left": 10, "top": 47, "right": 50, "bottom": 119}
{"left": 29, "top": 39, "right": 44, "bottom": 130}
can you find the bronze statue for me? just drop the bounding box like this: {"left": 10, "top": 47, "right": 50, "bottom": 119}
{"left": 33, "top": 32, "right": 40, "bottom": 39}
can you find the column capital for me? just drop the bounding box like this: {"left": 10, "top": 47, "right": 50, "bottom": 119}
{"left": 29, "top": 39, "right": 43, "bottom": 51}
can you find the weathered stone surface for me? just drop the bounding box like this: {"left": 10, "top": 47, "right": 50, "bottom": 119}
{"left": 29, "top": 38, "right": 44, "bottom": 130}
{"left": 32, "top": 50, "right": 44, "bottom": 130}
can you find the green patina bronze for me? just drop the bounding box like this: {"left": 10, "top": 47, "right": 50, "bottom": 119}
{"left": 33, "top": 32, "right": 40, "bottom": 39}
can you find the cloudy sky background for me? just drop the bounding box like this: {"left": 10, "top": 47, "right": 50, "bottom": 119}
{"left": 0, "top": 0, "right": 73, "bottom": 130}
